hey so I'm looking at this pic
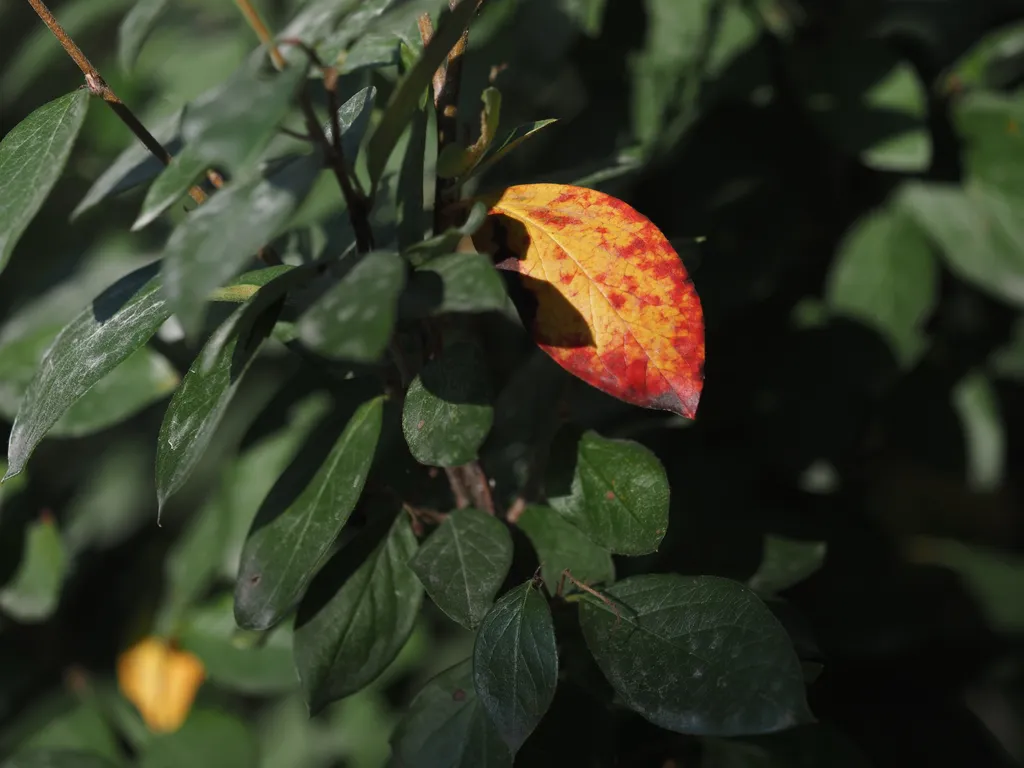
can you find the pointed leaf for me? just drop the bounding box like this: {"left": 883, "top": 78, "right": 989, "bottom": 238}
{"left": 472, "top": 183, "right": 705, "bottom": 417}
{"left": 465, "top": 119, "right": 557, "bottom": 183}
{"left": 5, "top": 262, "right": 169, "bottom": 481}
{"left": 472, "top": 581, "right": 557, "bottom": 754}
{"left": 748, "top": 536, "right": 827, "bottom": 596}
{"left": 515, "top": 504, "right": 614, "bottom": 592}
{"left": 545, "top": 427, "right": 669, "bottom": 556}
{"left": 294, "top": 511, "right": 423, "bottom": 713}
{"left": 0, "top": 515, "right": 66, "bottom": 623}
{"left": 389, "top": 659, "right": 512, "bottom": 768}
{"left": 400, "top": 252, "right": 508, "bottom": 318}
{"left": 409, "top": 508, "right": 513, "bottom": 630}
{"left": 234, "top": 394, "right": 384, "bottom": 630}
{"left": 135, "top": 55, "right": 308, "bottom": 228}
{"left": 118, "top": 0, "right": 172, "bottom": 71}
{"left": 365, "top": 0, "right": 477, "bottom": 190}
{"left": 952, "top": 370, "right": 1004, "bottom": 494}
{"left": 402, "top": 341, "right": 493, "bottom": 467}
{"left": 0, "top": 90, "right": 90, "bottom": 275}
{"left": 578, "top": 574, "right": 813, "bottom": 736}
{"left": 297, "top": 252, "right": 406, "bottom": 362}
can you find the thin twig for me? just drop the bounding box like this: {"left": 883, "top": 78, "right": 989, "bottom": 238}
{"left": 26, "top": 0, "right": 207, "bottom": 206}
{"left": 233, "top": 0, "right": 287, "bottom": 70}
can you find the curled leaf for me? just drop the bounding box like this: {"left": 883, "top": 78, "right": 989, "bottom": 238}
{"left": 472, "top": 183, "right": 704, "bottom": 418}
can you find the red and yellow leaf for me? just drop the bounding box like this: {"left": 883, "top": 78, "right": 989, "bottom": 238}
{"left": 117, "top": 636, "right": 205, "bottom": 733}
{"left": 472, "top": 184, "right": 705, "bottom": 418}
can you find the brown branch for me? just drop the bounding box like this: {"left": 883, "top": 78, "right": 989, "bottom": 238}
{"left": 233, "top": 0, "right": 287, "bottom": 70}
{"left": 26, "top": 0, "right": 207, "bottom": 206}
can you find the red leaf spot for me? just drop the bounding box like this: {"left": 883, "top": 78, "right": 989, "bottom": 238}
{"left": 452, "top": 688, "right": 466, "bottom": 701}
{"left": 609, "top": 293, "right": 626, "bottom": 309}
{"left": 530, "top": 210, "right": 582, "bottom": 229}
{"left": 560, "top": 273, "right": 574, "bottom": 285}
{"left": 605, "top": 490, "right": 616, "bottom": 500}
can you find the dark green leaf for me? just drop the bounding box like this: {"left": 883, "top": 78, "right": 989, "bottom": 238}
{"left": 178, "top": 595, "right": 298, "bottom": 694}
{"left": 954, "top": 92, "right": 1024, "bottom": 199}
{"left": 118, "top": 0, "right": 172, "bottom": 71}
{"left": 952, "top": 371, "right": 1004, "bottom": 494}
{"left": 134, "top": 54, "right": 308, "bottom": 228}
{"left": 515, "top": 504, "right": 614, "bottom": 592}
{"left": 0, "top": 90, "right": 90, "bottom": 275}
{"left": 991, "top": 316, "right": 1024, "bottom": 380}
{"left": 397, "top": 104, "right": 428, "bottom": 251}
{"left": 409, "top": 508, "right": 512, "bottom": 630}
{"left": 544, "top": 428, "right": 669, "bottom": 556}
{"left": 825, "top": 206, "right": 937, "bottom": 365}
{"left": 137, "top": 710, "right": 257, "bottom": 768}
{"left": 389, "top": 659, "right": 511, "bottom": 768}
{"left": 12, "top": 696, "right": 122, "bottom": 762}
{"left": 3, "top": 752, "right": 118, "bottom": 768}
{"left": 578, "top": 574, "right": 812, "bottom": 735}
{"left": 328, "top": 86, "right": 378, "bottom": 162}
{"left": 898, "top": 181, "right": 1024, "bottom": 307}
{"left": 235, "top": 394, "right": 384, "bottom": 630}
{"left": 0, "top": 516, "right": 66, "bottom": 623}
{"left": 297, "top": 252, "right": 406, "bottom": 363}
{"left": 5, "top": 262, "right": 169, "bottom": 481}
{"left": 702, "top": 724, "right": 873, "bottom": 768}
{"left": 402, "top": 341, "right": 493, "bottom": 467}
{"left": 160, "top": 154, "right": 320, "bottom": 337}
{"left": 294, "top": 511, "right": 423, "bottom": 713}
{"left": 72, "top": 109, "right": 183, "bottom": 220}
{"left": 365, "top": 0, "right": 477, "bottom": 190}
{"left": 155, "top": 270, "right": 298, "bottom": 512}
{"left": 321, "top": 0, "right": 446, "bottom": 64}
{"left": 340, "top": 33, "right": 401, "bottom": 74}
{"left": 400, "top": 253, "right": 508, "bottom": 318}
{"left": 468, "top": 120, "right": 558, "bottom": 182}
{"left": 945, "top": 21, "right": 1024, "bottom": 92}
{"left": 403, "top": 202, "right": 487, "bottom": 267}
{"left": 472, "top": 581, "right": 557, "bottom": 753}
{"left": 748, "top": 536, "right": 827, "bottom": 596}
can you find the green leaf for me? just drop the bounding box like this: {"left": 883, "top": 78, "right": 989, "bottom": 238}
{"left": 544, "top": 428, "right": 669, "bottom": 556}
{"left": 12, "top": 696, "right": 123, "bottom": 763}
{"left": 365, "top": 0, "right": 477, "bottom": 191}
{"left": 409, "top": 508, "right": 512, "bottom": 630}
{"left": 464, "top": 119, "right": 555, "bottom": 187}
{"left": 155, "top": 270, "right": 297, "bottom": 512}
{"left": 400, "top": 253, "right": 508, "bottom": 319}
{"left": 294, "top": 511, "right": 423, "bottom": 713}
{"left": 747, "top": 535, "right": 827, "bottom": 596}
{"left": 952, "top": 371, "right": 1004, "bottom": 494}
{"left": 178, "top": 595, "right": 298, "bottom": 694}
{"left": 72, "top": 109, "right": 184, "bottom": 220}
{"left": 578, "top": 574, "right": 812, "bottom": 735}
{"left": 472, "top": 581, "right": 557, "bottom": 754}
{"left": 234, "top": 394, "right": 384, "bottom": 630}
{"left": 320, "top": 0, "right": 447, "bottom": 64}
{"left": 402, "top": 341, "right": 494, "bottom": 467}
{"left": 3, "top": 752, "right": 119, "bottom": 768}
{"left": 789, "top": 42, "right": 931, "bottom": 172}
{"left": 389, "top": 659, "right": 511, "bottom": 768}
{"left": 397, "top": 104, "right": 429, "bottom": 252}
{"left": 990, "top": 316, "right": 1024, "bottom": 380}
{"left": 437, "top": 88, "right": 502, "bottom": 180}
{"left": 0, "top": 90, "right": 90, "bottom": 276}
{"left": 118, "top": 0, "right": 172, "bottom": 71}
{"left": 160, "top": 155, "right": 320, "bottom": 337}
{"left": 515, "top": 504, "right": 614, "bottom": 592}
{"left": 0, "top": 516, "right": 67, "bottom": 623}
{"left": 134, "top": 54, "right": 308, "bottom": 229}
{"left": 953, "top": 92, "right": 1024, "bottom": 200}
{"left": 945, "top": 21, "right": 1024, "bottom": 92}
{"left": 5, "top": 262, "right": 169, "bottom": 481}
{"left": 137, "top": 710, "right": 257, "bottom": 768}
{"left": 825, "top": 206, "right": 937, "bottom": 365}
{"left": 340, "top": 32, "right": 401, "bottom": 74}
{"left": 297, "top": 252, "right": 406, "bottom": 363}
{"left": 898, "top": 181, "right": 1024, "bottom": 307}
{"left": 403, "top": 201, "right": 488, "bottom": 267}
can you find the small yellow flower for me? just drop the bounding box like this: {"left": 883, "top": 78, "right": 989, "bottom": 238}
{"left": 117, "top": 636, "right": 205, "bottom": 733}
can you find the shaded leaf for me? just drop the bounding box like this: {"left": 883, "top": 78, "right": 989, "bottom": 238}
{"left": 389, "top": 659, "right": 511, "bottom": 768}
{"left": 136, "top": 711, "right": 256, "bottom": 768}
{"left": 437, "top": 87, "right": 502, "bottom": 180}
{"left": 0, "top": 90, "right": 90, "bottom": 275}
{"left": 13, "top": 697, "right": 122, "bottom": 763}
{"left": 404, "top": 201, "right": 487, "bottom": 267}
{"left": 990, "top": 316, "right": 1024, "bottom": 380}
{"left": 578, "top": 574, "right": 812, "bottom": 735}
{"left": 297, "top": 252, "right": 406, "bottom": 363}
{"left": 466, "top": 119, "right": 557, "bottom": 183}
{"left": 400, "top": 252, "right": 508, "bottom": 318}
{"left": 0, "top": 515, "right": 66, "bottom": 623}
{"left": 748, "top": 536, "right": 827, "bottom": 596}
{"left": 472, "top": 183, "right": 705, "bottom": 417}
{"left": 545, "top": 427, "right": 668, "bottom": 556}
{"left": 472, "top": 581, "right": 557, "bottom": 754}
{"left": 953, "top": 91, "right": 1024, "bottom": 200}
{"left": 402, "top": 341, "right": 494, "bottom": 467}
{"left": 118, "top": 0, "right": 172, "bottom": 71}
{"left": 945, "top": 21, "right": 1024, "bottom": 92}
{"left": 3, "top": 752, "right": 119, "bottom": 768}
{"left": 397, "top": 102, "right": 429, "bottom": 252}
{"left": 117, "top": 637, "right": 205, "bottom": 734}
{"left": 234, "top": 394, "right": 384, "bottom": 630}
{"left": 409, "top": 508, "right": 513, "bottom": 630}
{"left": 294, "top": 511, "right": 423, "bottom": 713}
{"left": 825, "top": 206, "right": 937, "bottom": 365}
{"left": 515, "top": 504, "right": 614, "bottom": 592}
{"left": 134, "top": 54, "right": 308, "bottom": 228}
{"left": 952, "top": 371, "right": 1004, "bottom": 493}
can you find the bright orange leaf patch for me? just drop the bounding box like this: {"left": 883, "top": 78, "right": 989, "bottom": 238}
{"left": 117, "top": 636, "right": 205, "bottom": 733}
{"left": 472, "top": 184, "right": 705, "bottom": 418}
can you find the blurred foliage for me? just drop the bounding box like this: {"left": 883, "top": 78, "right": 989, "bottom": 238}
{"left": 3, "top": 0, "right": 1024, "bottom": 765}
